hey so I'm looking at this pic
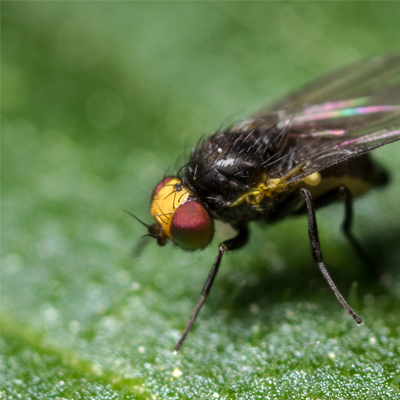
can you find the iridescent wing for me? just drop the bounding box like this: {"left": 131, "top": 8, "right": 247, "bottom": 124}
{"left": 255, "top": 53, "right": 400, "bottom": 183}
{"left": 266, "top": 53, "right": 400, "bottom": 111}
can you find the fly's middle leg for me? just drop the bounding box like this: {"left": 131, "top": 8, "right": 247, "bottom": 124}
{"left": 301, "top": 187, "right": 364, "bottom": 325}
{"left": 295, "top": 184, "right": 379, "bottom": 279}
{"left": 272, "top": 186, "right": 364, "bottom": 326}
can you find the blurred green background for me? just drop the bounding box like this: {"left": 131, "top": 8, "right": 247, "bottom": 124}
{"left": 2, "top": 2, "right": 400, "bottom": 399}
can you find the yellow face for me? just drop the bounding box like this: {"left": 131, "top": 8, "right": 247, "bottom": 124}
{"left": 150, "top": 177, "right": 190, "bottom": 240}
{"left": 150, "top": 177, "right": 214, "bottom": 250}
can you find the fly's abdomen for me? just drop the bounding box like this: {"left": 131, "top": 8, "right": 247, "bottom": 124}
{"left": 305, "top": 154, "right": 389, "bottom": 200}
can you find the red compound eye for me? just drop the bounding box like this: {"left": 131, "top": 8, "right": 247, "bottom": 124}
{"left": 170, "top": 201, "right": 214, "bottom": 250}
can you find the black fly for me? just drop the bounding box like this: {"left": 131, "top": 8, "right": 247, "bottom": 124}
{"left": 138, "top": 54, "right": 400, "bottom": 351}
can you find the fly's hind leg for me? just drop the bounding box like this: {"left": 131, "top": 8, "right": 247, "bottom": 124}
{"left": 295, "top": 185, "right": 379, "bottom": 279}
{"left": 274, "top": 187, "right": 364, "bottom": 326}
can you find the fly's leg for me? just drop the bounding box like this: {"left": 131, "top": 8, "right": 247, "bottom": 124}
{"left": 174, "top": 224, "right": 249, "bottom": 352}
{"left": 340, "top": 187, "right": 378, "bottom": 277}
{"left": 295, "top": 185, "right": 378, "bottom": 278}
{"left": 337, "top": 186, "right": 379, "bottom": 278}
{"left": 273, "top": 187, "right": 364, "bottom": 325}
{"left": 297, "top": 187, "right": 364, "bottom": 325}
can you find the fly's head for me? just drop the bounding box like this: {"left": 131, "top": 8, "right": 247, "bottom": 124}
{"left": 149, "top": 177, "right": 215, "bottom": 250}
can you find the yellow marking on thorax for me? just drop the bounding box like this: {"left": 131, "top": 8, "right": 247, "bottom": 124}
{"left": 230, "top": 163, "right": 372, "bottom": 209}
{"left": 230, "top": 162, "right": 306, "bottom": 207}
{"left": 150, "top": 178, "right": 191, "bottom": 239}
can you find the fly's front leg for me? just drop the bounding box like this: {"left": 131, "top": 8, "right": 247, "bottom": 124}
{"left": 174, "top": 224, "right": 249, "bottom": 352}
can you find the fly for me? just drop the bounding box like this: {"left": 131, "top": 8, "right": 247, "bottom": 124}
{"left": 133, "top": 53, "right": 400, "bottom": 351}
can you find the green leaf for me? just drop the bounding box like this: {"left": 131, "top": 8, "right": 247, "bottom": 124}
{"left": 2, "top": 2, "right": 400, "bottom": 399}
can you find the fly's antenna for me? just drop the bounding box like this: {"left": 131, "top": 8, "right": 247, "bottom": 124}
{"left": 121, "top": 208, "right": 156, "bottom": 257}
{"left": 120, "top": 207, "right": 151, "bottom": 228}
{"left": 141, "top": 233, "right": 157, "bottom": 239}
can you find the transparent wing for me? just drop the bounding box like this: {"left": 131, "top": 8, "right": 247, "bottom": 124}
{"left": 265, "top": 53, "right": 400, "bottom": 111}
{"left": 253, "top": 53, "right": 400, "bottom": 182}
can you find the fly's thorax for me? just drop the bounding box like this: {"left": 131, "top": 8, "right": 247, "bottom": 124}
{"left": 150, "top": 177, "right": 214, "bottom": 250}
{"left": 184, "top": 123, "right": 285, "bottom": 210}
